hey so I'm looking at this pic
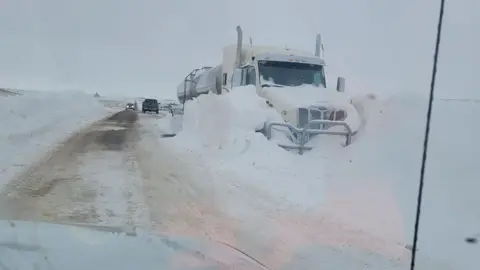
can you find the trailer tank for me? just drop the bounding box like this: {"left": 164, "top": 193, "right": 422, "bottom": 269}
{"left": 176, "top": 65, "right": 223, "bottom": 104}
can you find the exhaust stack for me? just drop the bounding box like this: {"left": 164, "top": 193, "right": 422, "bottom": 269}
{"left": 235, "top": 26, "right": 243, "bottom": 68}
{"left": 315, "top": 34, "right": 322, "bottom": 57}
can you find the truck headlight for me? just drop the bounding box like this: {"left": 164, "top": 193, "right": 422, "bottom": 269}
{"left": 298, "top": 108, "right": 309, "bottom": 127}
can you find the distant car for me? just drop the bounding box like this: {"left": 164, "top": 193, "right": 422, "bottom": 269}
{"left": 142, "top": 98, "right": 159, "bottom": 114}
{"left": 125, "top": 103, "right": 135, "bottom": 110}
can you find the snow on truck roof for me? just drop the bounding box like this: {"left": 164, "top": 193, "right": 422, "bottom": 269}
{"left": 223, "top": 44, "right": 325, "bottom": 65}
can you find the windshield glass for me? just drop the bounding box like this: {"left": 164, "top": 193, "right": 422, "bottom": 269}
{"left": 0, "top": 2, "right": 476, "bottom": 270}
{"left": 258, "top": 60, "right": 326, "bottom": 87}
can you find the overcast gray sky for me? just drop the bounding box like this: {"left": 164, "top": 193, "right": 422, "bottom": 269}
{"left": 0, "top": 0, "right": 477, "bottom": 99}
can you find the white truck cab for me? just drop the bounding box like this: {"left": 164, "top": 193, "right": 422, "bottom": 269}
{"left": 176, "top": 25, "right": 358, "bottom": 153}
{"left": 222, "top": 27, "right": 354, "bottom": 142}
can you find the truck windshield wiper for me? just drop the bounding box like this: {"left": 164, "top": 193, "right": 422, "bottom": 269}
{"left": 261, "top": 83, "right": 284, "bottom": 88}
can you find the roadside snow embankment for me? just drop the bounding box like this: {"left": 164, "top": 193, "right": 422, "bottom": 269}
{"left": 160, "top": 86, "right": 328, "bottom": 211}
{"left": 306, "top": 94, "right": 480, "bottom": 270}
{"left": 156, "top": 88, "right": 476, "bottom": 269}
{"left": 0, "top": 91, "right": 109, "bottom": 188}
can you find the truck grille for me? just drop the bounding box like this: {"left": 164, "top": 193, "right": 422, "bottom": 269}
{"left": 298, "top": 107, "right": 346, "bottom": 129}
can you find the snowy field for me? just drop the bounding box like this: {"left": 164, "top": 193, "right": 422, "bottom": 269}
{"left": 0, "top": 89, "right": 478, "bottom": 270}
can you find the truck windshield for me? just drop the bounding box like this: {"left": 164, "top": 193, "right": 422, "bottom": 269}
{"left": 258, "top": 60, "right": 326, "bottom": 87}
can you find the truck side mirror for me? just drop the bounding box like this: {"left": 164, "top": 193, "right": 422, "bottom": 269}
{"left": 336, "top": 77, "right": 346, "bottom": 92}
{"left": 231, "top": 68, "right": 243, "bottom": 88}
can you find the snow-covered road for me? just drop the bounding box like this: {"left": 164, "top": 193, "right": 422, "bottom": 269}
{"left": 0, "top": 108, "right": 239, "bottom": 244}
{"left": 0, "top": 110, "right": 148, "bottom": 225}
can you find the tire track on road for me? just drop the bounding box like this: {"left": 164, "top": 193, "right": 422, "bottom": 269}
{"left": 132, "top": 118, "right": 240, "bottom": 244}
{"left": 0, "top": 111, "right": 142, "bottom": 225}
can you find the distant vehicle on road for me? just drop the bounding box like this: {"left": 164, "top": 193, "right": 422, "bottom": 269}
{"left": 125, "top": 103, "right": 135, "bottom": 110}
{"left": 142, "top": 98, "right": 159, "bottom": 114}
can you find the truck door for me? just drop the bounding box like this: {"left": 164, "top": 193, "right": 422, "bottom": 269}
{"left": 231, "top": 65, "right": 256, "bottom": 88}
{"left": 245, "top": 66, "right": 256, "bottom": 85}
{"left": 231, "top": 69, "right": 243, "bottom": 88}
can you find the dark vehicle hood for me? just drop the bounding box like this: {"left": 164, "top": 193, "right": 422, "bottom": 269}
{"left": 0, "top": 220, "right": 268, "bottom": 270}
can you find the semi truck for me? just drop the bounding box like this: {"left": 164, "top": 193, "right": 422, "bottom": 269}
{"left": 176, "top": 25, "right": 361, "bottom": 153}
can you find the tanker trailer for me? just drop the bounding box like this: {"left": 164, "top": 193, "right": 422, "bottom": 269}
{"left": 176, "top": 65, "right": 223, "bottom": 104}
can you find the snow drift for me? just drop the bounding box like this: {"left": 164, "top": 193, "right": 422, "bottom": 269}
{"left": 262, "top": 84, "right": 362, "bottom": 132}
{"left": 162, "top": 86, "right": 327, "bottom": 209}
{"left": 0, "top": 91, "right": 109, "bottom": 189}
{"left": 158, "top": 87, "right": 479, "bottom": 269}
{"left": 175, "top": 86, "right": 283, "bottom": 151}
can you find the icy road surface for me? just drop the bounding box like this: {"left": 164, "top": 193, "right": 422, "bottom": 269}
{"left": 0, "top": 109, "right": 237, "bottom": 243}
{"left": 0, "top": 110, "right": 150, "bottom": 225}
